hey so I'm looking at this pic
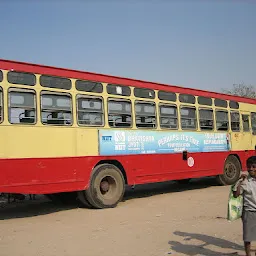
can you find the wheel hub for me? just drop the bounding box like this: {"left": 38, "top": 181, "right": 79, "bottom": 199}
{"left": 226, "top": 163, "right": 236, "bottom": 178}
{"left": 100, "top": 180, "right": 110, "bottom": 192}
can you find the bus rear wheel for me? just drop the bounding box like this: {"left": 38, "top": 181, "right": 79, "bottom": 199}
{"left": 78, "top": 164, "right": 125, "bottom": 209}
{"left": 216, "top": 155, "right": 241, "bottom": 185}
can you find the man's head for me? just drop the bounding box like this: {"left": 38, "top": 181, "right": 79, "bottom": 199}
{"left": 246, "top": 156, "right": 256, "bottom": 178}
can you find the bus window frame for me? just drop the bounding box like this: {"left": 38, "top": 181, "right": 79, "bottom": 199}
{"left": 198, "top": 107, "right": 214, "bottom": 131}
{"left": 158, "top": 103, "right": 178, "bottom": 130}
{"left": 230, "top": 111, "right": 240, "bottom": 132}
{"left": 107, "top": 97, "right": 133, "bottom": 128}
{"left": 215, "top": 109, "right": 229, "bottom": 132}
{"left": 242, "top": 114, "right": 250, "bottom": 132}
{"left": 40, "top": 91, "right": 73, "bottom": 126}
{"left": 8, "top": 87, "right": 37, "bottom": 125}
{"left": 180, "top": 105, "right": 198, "bottom": 130}
{"left": 76, "top": 94, "right": 105, "bottom": 127}
{"left": 135, "top": 100, "right": 157, "bottom": 129}
{"left": 251, "top": 112, "right": 256, "bottom": 135}
{"left": 0, "top": 87, "right": 3, "bottom": 124}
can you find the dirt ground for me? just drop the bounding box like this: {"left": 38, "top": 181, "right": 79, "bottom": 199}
{"left": 0, "top": 178, "right": 253, "bottom": 256}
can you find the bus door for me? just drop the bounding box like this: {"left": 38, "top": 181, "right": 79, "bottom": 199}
{"left": 230, "top": 111, "right": 252, "bottom": 151}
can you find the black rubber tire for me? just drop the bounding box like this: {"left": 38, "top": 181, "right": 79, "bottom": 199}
{"left": 80, "top": 164, "right": 125, "bottom": 209}
{"left": 216, "top": 155, "right": 241, "bottom": 185}
{"left": 45, "top": 192, "right": 78, "bottom": 204}
{"left": 77, "top": 191, "right": 93, "bottom": 208}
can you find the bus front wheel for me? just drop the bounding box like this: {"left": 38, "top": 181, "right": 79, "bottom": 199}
{"left": 216, "top": 155, "right": 241, "bottom": 185}
{"left": 78, "top": 164, "right": 125, "bottom": 209}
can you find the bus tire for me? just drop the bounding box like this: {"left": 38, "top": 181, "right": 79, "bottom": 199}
{"left": 83, "top": 164, "right": 125, "bottom": 209}
{"left": 77, "top": 191, "right": 93, "bottom": 208}
{"left": 216, "top": 155, "right": 241, "bottom": 185}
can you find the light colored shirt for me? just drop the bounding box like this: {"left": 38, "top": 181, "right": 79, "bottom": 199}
{"left": 233, "top": 176, "right": 256, "bottom": 212}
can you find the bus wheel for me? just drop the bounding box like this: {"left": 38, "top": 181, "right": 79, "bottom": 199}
{"left": 77, "top": 191, "right": 93, "bottom": 208}
{"left": 216, "top": 155, "right": 241, "bottom": 185}
{"left": 81, "top": 164, "right": 125, "bottom": 209}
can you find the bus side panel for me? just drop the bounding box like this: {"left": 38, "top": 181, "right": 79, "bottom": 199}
{"left": 0, "top": 150, "right": 254, "bottom": 194}
{"left": 124, "top": 151, "right": 227, "bottom": 184}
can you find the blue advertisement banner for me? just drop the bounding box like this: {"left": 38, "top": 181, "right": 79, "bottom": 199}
{"left": 98, "top": 130, "right": 231, "bottom": 156}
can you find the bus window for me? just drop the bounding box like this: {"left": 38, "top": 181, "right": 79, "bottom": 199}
{"left": 230, "top": 112, "right": 240, "bottom": 132}
{"left": 0, "top": 70, "right": 3, "bottom": 82}
{"left": 107, "top": 84, "right": 131, "bottom": 96}
{"left": 199, "top": 109, "right": 213, "bottom": 130}
{"left": 8, "top": 90, "right": 36, "bottom": 124}
{"left": 216, "top": 110, "right": 229, "bottom": 131}
{"left": 179, "top": 94, "right": 195, "bottom": 104}
{"left": 158, "top": 91, "right": 176, "bottom": 102}
{"left": 134, "top": 88, "right": 155, "bottom": 99}
{"left": 214, "top": 99, "right": 227, "bottom": 108}
{"left": 76, "top": 80, "right": 103, "bottom": 93}
{"left": 40, "top": 75, "right": 71, "bottom": 90}
{"left": 135, "top": 101, "right": 156, "bottom": 128}
{"left": 229, "top": 101, "right": 239, "bottom": 109}
{"left": 198, "top": 96, "right": 212, "bottom": 106}
{"left": 159, "top": 104, "right": 178, "bottom": 129}
{"left": 77, "top": 96, "right": 104, "bottom": 126}
{"left": 7, "top": 71, "right": 36, "bottom": 86}
{"left": 242, "top": 114, "right": 250, "bottom": 132}
{"left": 41, "top": 93, "right": 72, "bottom": 125}
{"left": 180, "top": 107, "right": 197, "bottom": 130}
{"left": 251, "top": 112, "right": 256, "bottom": 135}
{"left": 108, "top": 99, "right": 132, "bottom": 128}
{"left": 0, "top": 88, "right": 3, "bottom": 123}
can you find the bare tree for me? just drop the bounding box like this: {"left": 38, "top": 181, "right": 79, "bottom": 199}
{"left": 222, "top": 83, "right": 256, "bottom": 99}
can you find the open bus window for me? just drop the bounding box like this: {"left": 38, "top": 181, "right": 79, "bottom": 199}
{"left": 0, "top": 88, "right": 3, "bottom": 123}
{"left": 108, "top": 99, "right": 132, "bottom": 128}
{"left": 159, "top": 104, "right": 178, "bottom": 129}
{"left": 107, "top": 84, "right": 131, "bottom": 96}
{"left": 180, "top": 107, "right": 197, "bottom": 130}
{"left": 251, "top": 112, "right": 256, "bottom": 135}
{"left": 199, "top": 109, "right": 213, "bottom": 130}
{"left": 8, "top": 90, "right": 36, "bottom": 124}
{"left": 242, "top": 114, "right": 250, "bottom": 132}
{"left": 230, "top": 112, "right": 240, "bottom": 132}
{"left": 135, "top": 101, "right": 156, "bottom": 128}
{"left": 77, "top": 96, "right": 104, "bottom": 126}
{"left": 41, "top": 93, "right": 72, "bottom": 125}
{"left": 216, "top": 110, "right": 229, "bottom": 131}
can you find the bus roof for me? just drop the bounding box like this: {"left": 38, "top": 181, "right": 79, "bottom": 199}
{"left": 0, "top": 58, "right": 255, "bottom": 105}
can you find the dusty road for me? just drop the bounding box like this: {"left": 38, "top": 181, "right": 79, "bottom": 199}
{"left": 0, "top": 178, "right": 251, "bottom": 256}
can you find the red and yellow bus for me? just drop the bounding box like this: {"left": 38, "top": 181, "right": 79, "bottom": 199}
{"left": 0, "top": 59, "right": 255, "bottom": 208}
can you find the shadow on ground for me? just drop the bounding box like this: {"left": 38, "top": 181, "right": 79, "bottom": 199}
{"left": 123, "top": 177, "right": 219, "bottom": 201}
{"left": 0, "top": 177, "right": 219, "bottom": 220}
{"left": 0, "top": 195, "right": 78, "bottom": 220}
{"left": 168, "top": 231, "right": 244, "bottom": 256}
